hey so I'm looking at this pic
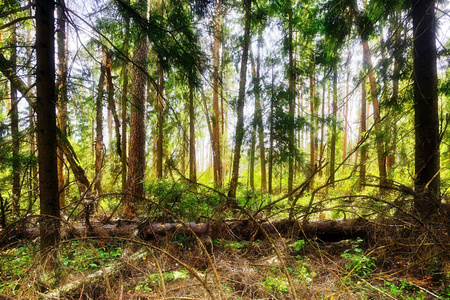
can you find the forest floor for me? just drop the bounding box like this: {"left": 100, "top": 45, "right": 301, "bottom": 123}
{"left": 1, "top": 221, "right": 450, "bottom": 300}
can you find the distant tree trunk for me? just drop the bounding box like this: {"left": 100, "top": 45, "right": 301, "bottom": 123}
{"left": 412, "top": 0, "right": 440, "bottom": 217}
{"left": 156, "top": 66, "right": 164, "bottom": 179}
{"left": 329, "top": 68, "right": 338, "bottom": 185}
{"left": 309, "top": 60, "right": 316, "bottom": 189}
{"left": 359, "top": 77, "right": 368, "bottom": 190}
{"left": 250, "top": 40, "right": 267, "bottom": 192}
{"left": 10, "top": 24, "right": 20, "bottom": 216}
{"left": 95, "top": 48, "right": 107, "bottom": 196}
{"left": 121, "top": 11, "right": 130, "bottom": 205}
{"left": 105, "top": 49, "right": 121, "bottom": 157}
{"left": 228, "top": 0, "right": 251, "bottom": 200}
{"left": 287, "top": 0, "right": 295, "bottom": 201}
{"left": 268, "top": 61, "right": 275, "bottom": 194}
{"left": 362, "top": 40, "right": 387, "bottom": 189}
{"left": 57, "top": 0, "right": 67, "bottom": 209}
{"left": 189, "top": 80, "right": 197, "bottom": 188}
{"left": 249, "top": 122, "right": 256, "bottom": 190}
{"left": 126, "top": 0, "right": 149, "bottom": 218}
{"left": 319, "top": 82, "right": 325, "bottom": 178}
{"left": 212, "top": 0, "right": 223, "bottom": 188}
{"left": 342, "top": 50, "right": 350, "bottom": 167}
{"left": 36, "top": 0, "right": 60, "bottom": 269}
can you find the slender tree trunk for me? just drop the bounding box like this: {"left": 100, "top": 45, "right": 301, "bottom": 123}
{"left": 250, "top": 40, "right": 267, "bottom": 192}
{"left": 121, "top": 11, "right": 130, "bottom": 205}
{"left": 309, "top": 60, "right": 316, "bottom": 189}
{"left": 268, "top": 61, "right": 274, "bottom": 194}
{"left": 95, "top": 48, "right": 107, "bottom": 196}
{"left": 228, "top": 0, "right": 251, "bottom": 200}
{"left": 126, "top": 0, "right": 149, "bottom": 218}
{"left": 412, "top": 0, "right": 440, "bottom": 217}
{"left": 359, "top": 77, "right": 368, "bottom": 190}
{"left": 249, "top": 122, "right": 256, "bottom": 190}
{"left": 189, "top": 80, "right": 197, "bottom": 188}
{"left": 156, "top": 66, "right": 164, "bottom": 179}
{"left": 10, "top": 24, "right": 20, "bottom": 216}
{"left": 105, "top": 49, "right": 121, "bottom": 157}
{"left": 343, "top": 50, "right": 350, "bottom": 168}
{"left": 57, "top": 0, "right": 67, "bottom": 209}
{"left": 329, "top": 68, "right": 338, "bottom": 185}
{"left": 287, "top": 0, "right": 295, "bottom": 202}
{"left": 362, "top": 40, "right": 387, "bottom": 189}
{"left": 212, "top": 0, "right": 223, "bottom": 188}
{"left": 36, "top": 0, "right": 60, "bottom": 269}
{"left": 319, "top": 82, "right": 325, "bottom": 178}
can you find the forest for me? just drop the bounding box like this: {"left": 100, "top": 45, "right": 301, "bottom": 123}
{"left": 1, "top": 0, "right": 450, "bottom": 298}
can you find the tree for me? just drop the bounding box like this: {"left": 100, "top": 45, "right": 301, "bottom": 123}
{"left": 125, "top": 0, "right": 149, "bottom": 218}
{"left": 228, "top": 0, "right": 251, "bottom": 200}
{"left": 36, "top": 0, "right": 60, "bottom": 269}
{"left": 10, "top": 23, "right": 20, "bottom": 216}
{"left": 56, "top": 0, "right": 68, "bottom": 209}
{"left": 212, "top": 0, "right": 223, "bottom": 188}
{"left": 95, "top": 47, "right": 107, "bottom": 196}
{"left": 412, "top": 0, "right": 440, "bottom": 217}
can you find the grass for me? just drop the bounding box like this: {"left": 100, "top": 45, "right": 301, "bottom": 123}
{"left": 1, "top": 236, "right": 449, "bottom": 299}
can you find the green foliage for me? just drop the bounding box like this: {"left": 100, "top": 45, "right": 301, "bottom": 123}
{"left": 341, "top": 238, "right": 376, "bottom": 280}
{"left": 135, "top": 269, "right": 189, "bottom": 291}
{"left": 145, "top": 180, "right": 222, "bottom": 221}
{"left": 262, "top": 275, "right": 290, "bottom": 295}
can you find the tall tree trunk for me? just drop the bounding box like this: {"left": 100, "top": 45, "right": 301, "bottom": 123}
{"left": 412, "top": 0, "right": 440, "bottom": 217}
{"left": 268, "top": 60, "right": 274, "bottom": 194}
{"left": 156, "top": 66, "right": 164, "bottom": 179}
{"left": 319, "top": 82, "right": 325, "bottom": 178}
{"left": 36, "top": 0, "right": 60, "bottom": 269}
{"left": 95, "top": 48, "right": 107, "bottom": 196}
{"left": 359, "top": 77, "right": 368, "bottom": 190}
{"left": 228, "top": 0, "right": 251, "bottom": 200}
{"left": 287, "top": 0, "right": 295, "bottom": 201}
{"left": 121, "top": 10, "right": 130, "bottom": 205}
{"left": 126, "top": 0, "right": 149, "bottom": 218}
{"left": 212, "top": 0, "right": 223, "bottom": 188}
{"left": 309, "top": 60, "right": 316, "bottom": 189}
{"left": 57, "top": 0, "right": 67, "bottom": 209}
{"left": 362, "top": 40, "right": 387, "bottom": 189}
{"left": 189, "top": 80, "right": 197, "bottom": 187}
{"left": 342, "top": 50, "right": 350, "bottom": 168}
{"left": 250, "top": 40, "right": 267, "bottom": 192}
{"left": 105, "top": 49, "right": 121, "bottom": 157}
{"left": 10, "top": 24, "right": 20, "bottom": 216}
{"left": 329, "top": 68, "right": 338, "bottom": 185}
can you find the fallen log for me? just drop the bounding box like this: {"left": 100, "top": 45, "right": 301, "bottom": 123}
{"left": 2, "top": 218, "right": 384, "bottom": 246}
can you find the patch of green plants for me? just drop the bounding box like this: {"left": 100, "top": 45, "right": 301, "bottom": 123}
{"left": 262, "top": 275, "right": 290, "bottom": 295}
{"left": 144, "top": 180, "right": 222, "bottom": 221}
{"left": 292, "top": 259, "right": 316, "bottom": 284}
{"left": 0, "top": 243, "right": 37, "bottom": 293}
{"left": 60, "top": 240, "right": 123, "bottom": 272}
{"left": 212, "top": 239, "right": 247, "bottom": 252}
{"left": 341, "top": 238, "right": 376, "bottom": 280}
{"left": 135, "top": 269, "right": 189, "bottom": 291}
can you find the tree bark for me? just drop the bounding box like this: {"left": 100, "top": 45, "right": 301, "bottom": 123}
{"left": 212, "top": 0, "right": 223, "bottom": 188}
{"left": 126, "top": 0, "right": 149, "bottom": 217}
{"left": 287, "top": 0, "right": 295, "bottom": 202}
{"left": 362, "top": 40, "right": 387, "bottom": 189}
{"left": 10, "top": 24, "right": 21, "bottom": 216}
{"left": 329, "top": 68, "right": 338, "bottom": 185}
{"left": 189, "top": 80, "right": 197, "bottom": 187}
{"left": 228, "top": 0, "right": 251, "bottom": 200}
{"left": 57, "top": 0, "right": 68, "bottom": 209}
{"left": 95, "top": 48, "right": 107, "bottom": 196}
{"left": 36, "top": 0, "right": 60, "bottom": 269}
{"left": 156, "top": 66, "right": 164, "bottom": 179}
{"left": 412, "top": 0, "right": 440, "bottom": 218}
{"left": 359, "top": 77, "right": 368, "bottom": 190}
{"left": 105, "top": 49, "right": 122, "bottom": 157}
{"left": 309, "top": 60, "right": 316, "bottom": 189}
